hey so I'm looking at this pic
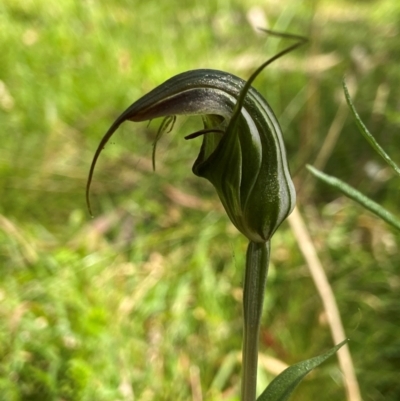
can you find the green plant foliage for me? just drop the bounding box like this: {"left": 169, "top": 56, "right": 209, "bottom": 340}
{"left": 308, "top": 81, "right": 400, "bottom": 232}
{"left": 342, "top": 80, "right": 400, "bottom": 177}
{"left": 257, "top": 340, "right": 348, "bottom": 401}
{"left": 307, "top": 165, "right": 400, "bottom": 231}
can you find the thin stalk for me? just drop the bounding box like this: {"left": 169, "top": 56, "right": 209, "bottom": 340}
{"left": 242, "top": 241, "right": 270, "bottom": 401}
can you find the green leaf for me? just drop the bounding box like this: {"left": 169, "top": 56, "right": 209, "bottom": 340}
{"left": 307, "top": 165, "right": 400, "bottom": 232}
{"left": 343, "top": 79, "right": 400, "bottom": 176}
{"left": 256, "top": 339, "right": 348, "bottom": 401}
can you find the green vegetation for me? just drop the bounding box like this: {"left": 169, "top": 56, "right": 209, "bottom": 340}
{"left": 1, "top": 0, "right": 399, "bottom": 400}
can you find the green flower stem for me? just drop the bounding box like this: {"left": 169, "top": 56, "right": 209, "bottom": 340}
{"left": 242, "top": 241, "right": 270, "bottom": 401}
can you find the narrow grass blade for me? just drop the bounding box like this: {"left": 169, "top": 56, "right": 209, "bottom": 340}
{"left": 256, "top": 339, "right": 348, "bottom": 401}
{"left": 343, "top": 79, "right": 400, "bottom": 176}
{"left": 307, "top": 165, "right": 400, "bottom": 232}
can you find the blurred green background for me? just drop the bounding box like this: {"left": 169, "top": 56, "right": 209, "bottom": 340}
{"left": 1, "top": 0, "right": 399, "bottom": 400}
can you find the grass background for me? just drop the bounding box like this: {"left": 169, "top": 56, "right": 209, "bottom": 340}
{"left": 1, "top": 0, "right": 400, "bottom": 400}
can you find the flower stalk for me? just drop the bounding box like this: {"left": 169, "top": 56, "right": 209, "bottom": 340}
{"left": 242, "top": 241, "right": 270, "bottom": 401}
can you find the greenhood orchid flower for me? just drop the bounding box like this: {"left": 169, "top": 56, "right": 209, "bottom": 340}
{"left": 86, "top": 35, "right": 304, "bottom": 243}
{"left": 85, "top": 32, "right": 345, "bottom": 401}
